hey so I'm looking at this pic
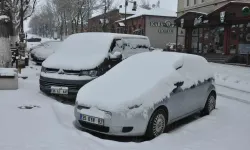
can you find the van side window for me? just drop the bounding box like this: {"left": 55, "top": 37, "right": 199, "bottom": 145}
{"left": 110, "top": 39, "right": 124, "bottom": 53}
{"left": 122, "top": 37, "right": 150, "bottom": 58}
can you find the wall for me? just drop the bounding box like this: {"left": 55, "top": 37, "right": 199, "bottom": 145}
{"left": 88, "top": 9, "right": 121, "bottom": 32}
{"left": 145, "top": 16, "right": 177, "bottom": 49}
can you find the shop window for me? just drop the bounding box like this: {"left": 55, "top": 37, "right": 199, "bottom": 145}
{"left": 194, "top": 0, "right": 197, "bottom": 5}
{"left": 187, "top": 0, "right": 190, "bottom": 6}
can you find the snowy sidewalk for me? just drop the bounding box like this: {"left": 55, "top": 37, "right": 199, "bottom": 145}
{"left": 211, "top": 63, "right": 250, "bottom": 102}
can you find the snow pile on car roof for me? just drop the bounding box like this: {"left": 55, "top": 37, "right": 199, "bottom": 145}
{"left": 42, "top": 33, "right": 148, "bottom": 70}
{"left": 77, "top": 52, "right": 214, "bottom": 114}
{"left": 42, "top": 33, "right": 116, "bottom": 70}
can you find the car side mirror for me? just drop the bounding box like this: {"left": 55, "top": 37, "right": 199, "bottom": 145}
{"left": 174, "top": 81, "right": 184, "bottom": 87}
{"left": 109, "top": 51, "right": 122, "bottom": 59}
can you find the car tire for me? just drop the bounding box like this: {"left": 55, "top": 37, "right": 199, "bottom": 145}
{"left": 201, "top": 92, "right": 216, "bottom": 116}
{"left": 146, "top": 108, "right": 168, "bottom": 139}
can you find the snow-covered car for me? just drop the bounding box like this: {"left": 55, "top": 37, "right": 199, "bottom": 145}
{"left": 31, "top": 41, "right": 62, "bottom": 65}
{"left": 74, "top": 52, "right": 216, "bottom": 139}
{"left": 40, "top": 33, "right": 151, "bottom": 98}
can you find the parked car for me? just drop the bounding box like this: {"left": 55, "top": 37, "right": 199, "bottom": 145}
{"left": 27, "top": 37, "right": 41, "bottom": 42}
{"left": 40, "top": 33, "right": 151, "bottom": 98}
{"left": 74, "top": 52, "right": 216, "bottom": 139}
{"left": 31, "top": 41, "right": 62, "bottom": 65}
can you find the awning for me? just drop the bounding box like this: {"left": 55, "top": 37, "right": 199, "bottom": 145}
{"left": 175, "top": 11, "right": 208, "bottom": 28}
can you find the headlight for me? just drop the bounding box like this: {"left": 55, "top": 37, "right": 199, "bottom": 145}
{"left": 79, "top": 70, "right": 98, "bottom": 77}
{"left": 41, "top": 66, "right": 46, "bottom": 72}
{"left": 128, "top": 104, "right": 142, "bottom": 110}
{"left": 89, "top": 70, "right": 98, "bottom": 77}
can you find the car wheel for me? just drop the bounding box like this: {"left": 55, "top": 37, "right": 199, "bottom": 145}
{"left": 201, "top": 93, "right": 216, "bottom": 116}
{"left": 146, "top": 109, "right": 167, "bottom": 139}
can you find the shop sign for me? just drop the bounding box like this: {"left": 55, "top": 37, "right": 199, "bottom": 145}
{"left": 220, "top": 11, "right": 225, "bottom": 23}
{"left": 181, "top": 19, "right": 184, "bottom": 28}
{"left": 194, "top": 16, "right": 203, "bottom": 26}
{"left": 150, "top": 20, "right": 175, "bottom": 28}
{"left": 239, "top": 44, "right": 250, "bottom": 54}
{"left": 150, "top": 20, "right": 175, "bottom": 34}
{"left": 246, "top": 33, "right": 250, "bottom": 42}
{"left": 158, "top": 29, "right": 174, "bottom": 34}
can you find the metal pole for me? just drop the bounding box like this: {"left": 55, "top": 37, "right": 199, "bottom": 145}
{"left": 20, "top": 0, "right": 24, "bottom": 41}
{"left": 197, "top": 28, "right": 200, "bottom": 53}
{"left": 124, "top": 0, "right": 127, "bottom": 34}
{"left": 1, "top": 0, "right": 4, "bottom": 12}
{"left": 175, "top": 26, "right": 179, "bottom": 52}
{"left": 103, "top": 0, "right": 107, "bottom": 32}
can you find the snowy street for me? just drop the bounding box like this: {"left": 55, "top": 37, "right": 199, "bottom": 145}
{"left": 1, "top": 62, "right": 250, "bottom": 150}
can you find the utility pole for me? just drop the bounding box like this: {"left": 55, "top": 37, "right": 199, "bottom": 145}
{"left": 124, "top": 0, "right": 128, "bottom": 34}
{"left": 103, "top": 0, "right": 107, "bottom": 32}
{"left": 20, "top": 0, "right": 24, "bottom": 42}
{"left": 121, "top": 0, "right": 136, "bottom": 34}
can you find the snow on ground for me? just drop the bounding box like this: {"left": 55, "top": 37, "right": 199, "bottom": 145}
{"left": 0, "top": 62, "right": 250, "bottom": 150}
{"left": 211, "top": 63, "right": 250, "bottom": 102}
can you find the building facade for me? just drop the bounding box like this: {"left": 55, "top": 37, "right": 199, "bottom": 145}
{"left": 116, "top": 8, "right": 177, "bottom": 49}
{"left": 175, "top": 0, "right": 250, "bottom": 57}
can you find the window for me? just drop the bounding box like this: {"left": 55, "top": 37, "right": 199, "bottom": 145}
{"left": 194, "top": 0, "right": 197, "bottom": 5}
{"left": 201, "top": 0, "right": 205, "bottom": 3}
{"left": 187, "top": 0, "right": 190, "bottom": 6}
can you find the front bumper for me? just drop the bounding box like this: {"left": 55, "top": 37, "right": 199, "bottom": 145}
{"left": 74, "top": 106, "right": 149, "bottom": 136}
{"left": 39, "top": 76, "right": 92, "bottom": 98}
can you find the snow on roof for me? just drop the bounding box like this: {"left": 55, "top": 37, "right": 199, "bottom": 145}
{"left": 42, "top": 33, "right": 148, "bottom": 70}
{"left": 184, "top": 11, "right": 208, "bottom": 15}
{"left": 77, "top": 52, "right": 213, "bottom": 113}
{"left": 117, "top": 8, "right": 177, "bottom": 22}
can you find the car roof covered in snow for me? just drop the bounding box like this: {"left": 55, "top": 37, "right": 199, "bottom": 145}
{"left": 42, "top": 32, "right": 149, "bottom": 70}
{"left": 77, "top": 52, "right": 214, "bottom": 113}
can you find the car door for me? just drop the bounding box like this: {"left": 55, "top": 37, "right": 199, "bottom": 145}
{"left": 167, "top": 83, "right": 192, "bottom": 123}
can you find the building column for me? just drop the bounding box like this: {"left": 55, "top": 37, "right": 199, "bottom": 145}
{"left": 223, "top": 26, "right": 231, "bottom": 55}
{"left": 185, "top": 28, "right": 193, "bottom": 53}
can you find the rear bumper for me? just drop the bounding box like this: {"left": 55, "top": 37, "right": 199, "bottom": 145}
{"left": 32, "top": 56, "right": 45, "bottom": 65}
{"left": 39, "top": 76, "right": 92, "bottom": 97}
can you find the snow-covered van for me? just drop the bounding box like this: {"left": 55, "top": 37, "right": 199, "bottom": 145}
{"left": 40, "top": 33, "right": 151, "bottom": 98}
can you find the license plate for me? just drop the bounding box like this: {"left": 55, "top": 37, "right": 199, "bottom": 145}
{"left": 51, "top": 86, "right": 68, "bottom": 94}
{"left": 80, "top": 114, "right": 104, "bottom": 126}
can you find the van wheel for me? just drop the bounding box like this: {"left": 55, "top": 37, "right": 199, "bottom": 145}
{"left": 201, "top": 93, "right": 216, "bottom": 116}
{"left": 146, "top": 109, "right": 167, "bottom": 139}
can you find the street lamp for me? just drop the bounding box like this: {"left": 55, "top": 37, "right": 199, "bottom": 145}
{"left": 120, "top": 0, "right": 137, "bottom": 34}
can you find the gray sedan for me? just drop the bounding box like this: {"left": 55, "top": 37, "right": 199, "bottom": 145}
{"left": 74, "top": 52, "right": 216, "bottom": 139}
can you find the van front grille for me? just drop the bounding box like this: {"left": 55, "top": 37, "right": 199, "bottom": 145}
{"left": 40, "top": 80, "right": 80, "bottom": 90}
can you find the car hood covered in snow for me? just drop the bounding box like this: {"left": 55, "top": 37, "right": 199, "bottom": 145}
{"left": 76, "top": 52, "right": 214, "bottom": 114}
{"left": 33, "top": 47, "right": 55, "bottom": 59}
{"left": 42, "top": 33, "right": 115, "bottom": 70}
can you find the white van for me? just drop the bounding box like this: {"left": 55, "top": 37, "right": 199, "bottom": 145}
{"left": 40, "top": 32, "right": 151, "bottom": 98}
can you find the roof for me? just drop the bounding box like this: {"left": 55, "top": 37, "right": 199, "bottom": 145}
{"left": 208, "top": 1, "right": 250, "bottom": 17}
{"left": 116, "top": 8, "right": 177, "bottom": 22}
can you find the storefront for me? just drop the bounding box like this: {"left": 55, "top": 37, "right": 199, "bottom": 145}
{"left": 175, "top": 1, "right": 250, "bottom": 56}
